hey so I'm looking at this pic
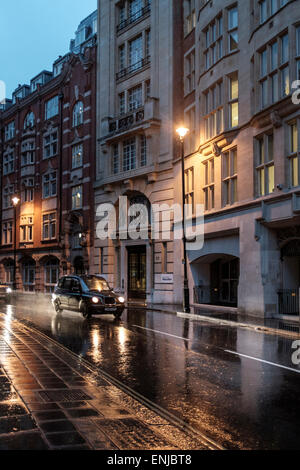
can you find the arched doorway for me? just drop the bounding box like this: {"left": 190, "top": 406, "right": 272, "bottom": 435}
{"left": 115, "top": 192, "right": 151, "bottom": 300}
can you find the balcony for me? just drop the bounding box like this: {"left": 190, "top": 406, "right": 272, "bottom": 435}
{"left": 117, "top": 4, "right": 151, "bottom": 33}
{"left": 108, "top": 108, "right": 145, "bottom": 135}
{"left": 116, "top": 56, "right": 150, "bottom": 81}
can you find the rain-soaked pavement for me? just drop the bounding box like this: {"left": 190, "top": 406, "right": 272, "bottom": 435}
{"left": 2, "top": 298, "right": 300, "bottom": 450}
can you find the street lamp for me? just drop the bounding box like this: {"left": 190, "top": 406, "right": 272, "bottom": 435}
{"left": 12, "top": 196, "right": 20, "bottom": 291}
{"left": 176, "top": 127, "right": 190, "bottom": 313}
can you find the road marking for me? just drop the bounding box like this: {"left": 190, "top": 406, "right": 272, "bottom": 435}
{"left": 133, "top": 325, "right": 190, "bottom": 342}
{"left": 225, "top": 349, "right": 300, "bottom": 374}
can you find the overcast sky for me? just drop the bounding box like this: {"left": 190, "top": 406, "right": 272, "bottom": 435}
{"left": 1, "top": 0, "right": 97, "bottom": 98}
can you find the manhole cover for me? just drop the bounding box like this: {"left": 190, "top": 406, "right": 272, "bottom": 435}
{"left": 37, "top": 389, "right": 93, "bottom": 403}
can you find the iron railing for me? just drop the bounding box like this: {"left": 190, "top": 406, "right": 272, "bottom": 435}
{"left": 109, "top": 108, "right": 144, "bottom": 134}
{"left": 117, "top": 4, "right": 151, "bottom": 33}
{"left": 116, "top": 56, "right": 150, "bottom": 81}
{"left": 278, "top": 289, "right": 299, "bottom": 315}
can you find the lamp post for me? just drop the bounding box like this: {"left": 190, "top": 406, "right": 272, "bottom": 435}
{"left": 12, "top": 196, "right": 20, "bottom": 291}
{"left": 176, "top": 127, "right": 190, "bottom": 313}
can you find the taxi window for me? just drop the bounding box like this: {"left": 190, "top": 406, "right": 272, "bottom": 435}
{"left": 63, "top": 278, "right": 73, "bottom": 290}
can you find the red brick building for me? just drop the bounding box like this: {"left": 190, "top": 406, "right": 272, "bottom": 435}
{"left": 0, "top": 45, "right": 97, "bottom": 292}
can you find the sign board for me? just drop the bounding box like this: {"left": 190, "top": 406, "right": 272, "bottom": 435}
{"left": 160, "top": 274, "right": 173, "bottom": 284}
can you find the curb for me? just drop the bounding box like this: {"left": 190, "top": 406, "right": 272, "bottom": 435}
{"left": 128, "top": 303, "right": 300, "bottom": 339}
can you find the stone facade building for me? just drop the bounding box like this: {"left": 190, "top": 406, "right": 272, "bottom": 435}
{"left": 0, "top": 16, "right": 97, "bottom": 292}
{"left": 93, "top": 0, "right": 184, "bottom": 303}
{"left": 176, "top": 0, "right": 300, "bottom": 317}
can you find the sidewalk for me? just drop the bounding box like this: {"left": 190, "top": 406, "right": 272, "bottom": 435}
{"left": 0, "top": 313, "right": 219, "bottom": 451}
{"left": 128, "top": 302, "right": 300, "bottom": 339}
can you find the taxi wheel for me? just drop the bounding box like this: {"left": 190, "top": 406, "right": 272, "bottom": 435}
{"left": 114, "top": 312, "right": 122, "bottom": 319}
{"left": 54, "top": 300, "right": 62, "bottom": 313}
{"left": 82, "top": 303, "right": 91, "bottom": 319}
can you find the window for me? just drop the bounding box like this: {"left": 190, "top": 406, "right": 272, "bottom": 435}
{"left": 204, "top": 15, "right": 223, "bottom": 70}
{"left": 129, "top": 35, "right": 143, "bottom": 70}
{"left": 2, "top": 222, "right": 12, "bottom": 245}
{"left": 45, "top": 96, "right": 59, "bottom": 120}
{"left": 111, "top": 136, "right": 147, "bottom": 175}
{"left": 21, "top": 140, "right": 35, "bottom": 166}
{"left": 112, "top": 144, "right": 119, "bottom": 175}
{"left": 20, "top": 216, "right": 33, "bottom": 243}
{"left": 185, "top": 50, "right": 195, "bottom": 94}
{"left": 203, "top": 159, "right": 215, "bottom": 210}
{"left": 128, "top": 85, "right": 142, "bottom": 111}
{"left": 72, "top": 185, "right": 83, "bottom": 210}
{"left": 256, "top": 133, "right": 275, "bottom": 196}
{"left": 222, "top": 148, "right": 238, "bottom": 206}
{"left": 140, "top": 135, "right": 147, "bottom": 167}
{"left": 203, "top": 81, "right": 224, "bottom": 140}
{"left": 24, "top": 112, "right": 35, "bottom": 129}
{"left": 184, "top": 0, "right": 196, "bottom": 36}
{"left": 73, "top": 101, "right": 84, "bottom": 127}
{"left": 119, "top": 92, "right": 125, "bottom": 115}
{"left": 288, "top": 121, "right": 299, "bottom": 187}
{"left": 44, "top": 259, "right": 59, "bottom": 293}
{"left": 229, "top": 74, "right": 239, "bottom": 128}
{"left": 3, "top": 150, "right": 14, "bottom": 175}
{"left": 185, "top": 106, "right": 196, "bottom": 153}
{"left": 72, "top": 144, "right": 83, "bottom": 168}
{"left": 5, "top": 122, "right": 15, "bottom": 141}
{"left": 297, "top": 26, "right": 300, "bottom": 81}
{"left": 43, "top": 130, "right": 58, "bottom": 158}
{"left": 129, "top": 0, "right": 143, "bottom": 18}
{"left": 22, "top": 178, "right": 34, "bottom": 202}
{"left": 3, "top": 186, "right": 14, "bottom": 209}
{"left": 228, "top": 6, "right": 238, "bottom": 52}
{"left": 4, "top": 261, "right": 14, "bottom": 285}
{"left": 43, "top": 172, "right": 57, "bottom": 199}
{"left": 260, "top": 0, "right": 267, "bottom": 23}
{"left": 281, "top": 33, "right": 289, "bottom": 64}
{"left": 185, "top": 167, "right": 195, "bottom": 216}
{"left": 42, "top": 213, "right": 56, "bottom": 240}
{"left": 22, "top": 260, "right": 35, "bottom": 292}
{"left": 119, "top": 45, "right": 126, "bottom": 72}
{"left": 161, "top": 242, "right": 168, "bottom": 274}
{"left": 258, "top": 35, "right": 290, "bottom": 108}
{"left": 123, "top": 138, "right": 136, "bottom": 171}
{"left": 145, "top": 29, "right": 151, "bottom": 58}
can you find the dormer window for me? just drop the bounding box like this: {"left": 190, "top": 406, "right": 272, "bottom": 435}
{"left": 24, "top": 112, "right": 35, "bottom": 129}
{"left": 73, "top": 101, "right": 84, "bottom": 127}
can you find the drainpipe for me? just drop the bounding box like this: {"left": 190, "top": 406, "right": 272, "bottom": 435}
{"left": 58, "top": 92, "right": 64, "bottom": 249}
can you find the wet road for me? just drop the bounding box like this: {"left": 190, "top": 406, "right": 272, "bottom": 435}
{"left": 2, "top": 300, "right": 300, "bottom": 450}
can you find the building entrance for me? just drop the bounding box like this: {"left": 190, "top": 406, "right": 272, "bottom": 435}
{"left": 127, "top": 246, "right": 146, "bottom": 300}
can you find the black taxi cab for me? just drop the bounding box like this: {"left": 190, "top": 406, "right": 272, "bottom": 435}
{"left": 52, "top": 275, "right": 125, "bottom": 319}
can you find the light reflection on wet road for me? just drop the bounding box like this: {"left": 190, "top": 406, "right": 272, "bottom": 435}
{"left": 2, "top": 300, "right": 300, "bottom": 450}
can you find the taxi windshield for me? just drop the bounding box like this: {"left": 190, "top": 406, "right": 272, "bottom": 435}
{"left": 83, "top": 276, "right": 110, "bottom": 292}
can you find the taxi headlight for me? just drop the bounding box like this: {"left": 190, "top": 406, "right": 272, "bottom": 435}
{"left": 6, "top": 288, "right": 12, "bottom": 294}
{"left": 118, "top": 296, "right": 125, "bottom": 303}
{"left": 92, "top": 297, "right": 99, "bottom": 304}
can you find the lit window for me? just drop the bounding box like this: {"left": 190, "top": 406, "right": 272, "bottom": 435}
{"left": 72, "top": 185, "right": 83, "bottom": 210}
{"left": 73, "top": 101, "right": 84, "bottom": 127}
